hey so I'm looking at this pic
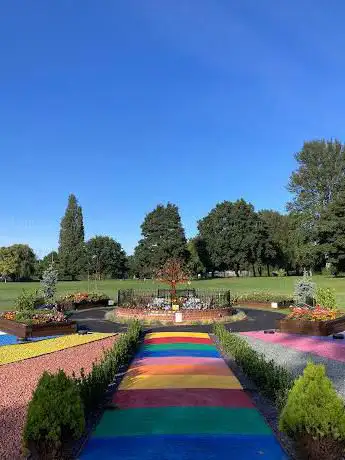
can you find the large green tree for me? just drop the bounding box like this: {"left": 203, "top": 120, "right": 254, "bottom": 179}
{"left": 186, "top": 237, "right": 206, "bottom": 276}
{"left": 198, "top": 199, "right": 260, "bottom": 276}
{"left": 288, "top": 139, "right": 345, "bottom": 219}
{"left": 58, "top": 194, "right": 85, "bottom": 280}
{"left": 133, "top": 203, "right": 188, "bottom": 277}
{"left": 0, "top": 244, "right": 37, "bottom": 280}
{"left": 317, "top": 188, "right": 345, "bottom": 274}
{"left": 86, "top": 235, "right": 127, "bottom": 279}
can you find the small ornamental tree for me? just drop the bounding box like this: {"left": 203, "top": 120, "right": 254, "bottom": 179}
{"left": 294, "top": 269, "right": 316, "bottom": 306}
{"left": 156, "top": 258, "right": 190, "bottom": 301}
{"left": 279, "top": 362, "right": 345, "bottom": 460}
{"left": 40, "top": 263, "right": 59, "bottom": 301}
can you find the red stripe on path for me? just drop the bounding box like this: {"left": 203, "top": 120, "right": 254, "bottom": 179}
{"left": 113, "top": 388, "right": 254, "bottom": 409}
{"left": 144, "top": 337, "right": 213, "bottom": 345}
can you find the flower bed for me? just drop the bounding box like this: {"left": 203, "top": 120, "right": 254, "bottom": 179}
{"left": 115, "top": 306, "right": 235, "bottom": 323}
{"left": 0, "top": 310, "right": 77, "bottom": 339}
{"left": 277, "top": 306, "right": 345, "bottom": 336}
{"left": 57, "top": 292, "right": 110, "bottom": 311}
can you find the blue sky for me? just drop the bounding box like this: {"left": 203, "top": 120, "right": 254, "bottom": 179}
{"left": 1, "top": 0, "right": 345, "bottom": 257}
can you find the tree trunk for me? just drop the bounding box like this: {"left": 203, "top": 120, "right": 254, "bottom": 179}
{"left": 267, "top": 264, "right": 270, "bottom": 277}
{"left": 252, "top": 264, "right": 256, "bottom": 277}
{"left": 235, "top": 265, "right": 240, "bottom": 277}
{"left": 258, "top": 266, "right": 262, "bottom": 277}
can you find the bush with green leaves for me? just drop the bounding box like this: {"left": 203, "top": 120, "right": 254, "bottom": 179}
{"left": 232, "top": 291, "right": 293, "bottom": 306}
{"left": 23, "top": 370, "right": 85, "bottom": 458}
{"left": 40, "top": 263, "right": 59, "bottom": 300}
{"left": 15, "top": 289, "right": 45, "bottom": 311}
{"left": 213, "top": 324, "right": 293, "bottom": 408}
{"left": 316, "top": 287, "right": 337, "bottom": 310}
{"left": 75, "top": 320, "right": 142, "bottom": 415}
{"left": 293, "top": 270, "right": 316, "bottom": 306}
{"left": 279, "top": 362, "right": 345, "bottom": 460}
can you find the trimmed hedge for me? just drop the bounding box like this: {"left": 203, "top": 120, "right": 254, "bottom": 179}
{"left": 232, "top": 291, "right": 293, "bottom": 305}
{"left": 23, "top": 321, "right": 142, "bottom": 458}
{"left": 74, "top": 320, "right": 142, "bottom": 415}
{"left": 213, "top": 323, "right": 293, "bottom": 408}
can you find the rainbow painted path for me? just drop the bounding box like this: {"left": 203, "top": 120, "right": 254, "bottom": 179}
{"left": 81, "top": 332, "right": 287, "bottom": 459}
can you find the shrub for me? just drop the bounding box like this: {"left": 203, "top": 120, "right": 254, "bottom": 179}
{"left": 316, "top": 287, "right": 337, "bottom": 310}
{"left": 279, "top": 362, "right": 345, "bottom": 460}
{"left": 294, "top": 270, "right": 316, "bottom": 306}
{"left": 75, "top": 320, "right": 142, "bottom": 415}
{"left": 213, "top": 324, "right": 293, "bottom": 408}
{"left": 40, "top": 263, "right": 59, "bottom": 300}
{"left": 232, "top": 291, "right": 293, "bottom": 306}
{"left": 15, "top": 289, "right": 45, "bottom": 311}
{"left": 23, "top": 370, "right": 85, "bottom": 458}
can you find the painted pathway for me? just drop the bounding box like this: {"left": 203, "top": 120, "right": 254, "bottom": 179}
{"left": 81, "top": 332, "right": 287, "bottom": 459}
{"left": 242, "top": 331, "right": 345, "bottom": 362}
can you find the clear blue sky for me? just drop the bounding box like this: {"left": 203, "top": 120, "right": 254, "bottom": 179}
{"left": 1, "top": 1, "right": 345, "bottom": 258}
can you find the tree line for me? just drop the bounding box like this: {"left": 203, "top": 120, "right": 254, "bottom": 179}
{"left": 1, "top": 138, "right": 345, "bottom": 280}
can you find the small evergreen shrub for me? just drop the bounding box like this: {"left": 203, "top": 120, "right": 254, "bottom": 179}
{"left": 294, "top": 270, "right": 316, "bottom": 305}
{"left": 40, "top": 263, "right": 59, "bottom": 300}
{"left": 279, "top": 362, "right": 345, "bottom": 460}
{"left": 23, "top": 370, "right": 85, "bottom": 458}
{"left": 213, "top": 324, "right": 293, "bottom": 408}
{"left": 316, "top": 287, "right": 337, "bottom": 310}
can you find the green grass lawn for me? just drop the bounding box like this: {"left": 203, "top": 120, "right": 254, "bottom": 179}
{"left": 0, "top": 275, "right": 345, "bottom": 310}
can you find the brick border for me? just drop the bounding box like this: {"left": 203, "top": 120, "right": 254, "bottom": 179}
{"left": 115, "top": 307, "right": 234, "bottom": 322}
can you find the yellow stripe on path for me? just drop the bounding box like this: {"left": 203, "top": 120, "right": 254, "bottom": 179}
{"left": 145, "top": 332, "right": 210, "bottom": 339}
{"left": 119, "top": 374, "right": 242, "bottom": 390}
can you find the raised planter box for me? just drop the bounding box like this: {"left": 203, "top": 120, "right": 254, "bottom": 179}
{"left": 58, "top": 300, "right": 109, "bottom": 311}
{"left": 0, "top": 318, "right": 77, "bottom": 339}
{"left": 277, "top": 315, "right": 345, "bottom": 336}
{"left": 115, "top": 306, "right": 235, "bottom": 323}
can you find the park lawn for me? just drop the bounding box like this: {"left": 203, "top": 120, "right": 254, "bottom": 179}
{"left": 0, "top": 275, "right": 345, "bottom": 310}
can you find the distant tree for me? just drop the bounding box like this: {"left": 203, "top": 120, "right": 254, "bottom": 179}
{"left": 317, "top": 188, "right": 345, "bottom": 275}
{"left": 0, "top": 246, "right": 17, "bottom": 281}
{"left": 133, "top": 203, "right": 188, "bottom": 277}
{"left": 186, "top": 237, "right": 206, "bottom": 276}
{"left": 58, "top": 194, "right": 85, "bottom": 280}
{"left": 198, "top": 199, "right": 260, "bottom": 276}
{"left": 86, "top": 236, "right": 127, "bottom": 279}
{"left": 36, "top": 251, "right": 59, "bottom": 279}
{"left": 288, "top": 139, "right": 345, "bottom": 220}
{"left": 0, "top": 244, "right": 37, "bottom": 280}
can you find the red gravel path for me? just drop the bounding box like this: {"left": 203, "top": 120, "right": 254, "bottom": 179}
{"left": 0, "top": 335, "right": 118, "bottom": 460}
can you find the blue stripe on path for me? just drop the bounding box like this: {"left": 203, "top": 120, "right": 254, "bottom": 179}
{"left": 80, "top": 434, "right": 288, "bottom": 460}
{"left": 135, "top": 349, "right": 221, "bottom": 358}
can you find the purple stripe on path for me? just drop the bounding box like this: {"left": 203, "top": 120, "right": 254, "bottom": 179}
{"left": 132, "top": 357, "right": 226, "bottom": 367}
{"left": 242, "top": 331, "right": 345, "bottom": 362}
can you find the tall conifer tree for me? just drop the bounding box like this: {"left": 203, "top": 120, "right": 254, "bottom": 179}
{"left": 58, "top": 194, "right": 85, "bottom": 280}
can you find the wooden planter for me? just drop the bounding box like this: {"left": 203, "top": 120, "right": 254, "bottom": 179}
{"left": 277, "top": 315, "right": 345, "bottom": 336}
{"left": 0, "top": 318, "right": 77, "bottom": 339}
{"left": 58, "top": 300, "right": 109, "bottom": 311}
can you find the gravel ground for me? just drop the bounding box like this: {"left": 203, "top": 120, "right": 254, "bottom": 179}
{"left": 240, "top": 334, "right": 345, "bottom": 399}
{"left": 0, "top": 335, "right": 118, "bottom": 460}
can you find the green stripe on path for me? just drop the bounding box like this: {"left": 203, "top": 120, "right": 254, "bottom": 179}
{"left": 93, "top": 406, "right": 272, "bottom": 437}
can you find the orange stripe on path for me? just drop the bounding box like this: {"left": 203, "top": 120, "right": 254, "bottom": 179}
{"left": 128, "top": 363, "right": 233, "bottom": 376}
{"left": 144, "top": 337, "right": 213, "bottom": 345}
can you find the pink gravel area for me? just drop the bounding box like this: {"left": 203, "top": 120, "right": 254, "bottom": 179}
{"left": 242, "top": 331, "right": 345, "bottom": 362}
{"left": 0, "top": 335, "right": 118, "bottom": 460}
